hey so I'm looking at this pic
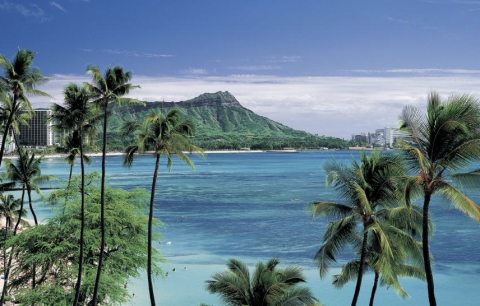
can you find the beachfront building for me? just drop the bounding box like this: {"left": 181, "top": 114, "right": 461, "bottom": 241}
{"left": 351, "top": 133, "right": 368, "bottom": 142}
{"left": 18, "top": 109, "right": 55, "bottom": 147}
{"left": 0, "top": 130, "right": 16, "bottom": 153}
{"left": 353, "top": 127, "right": 398, "bottom": 147}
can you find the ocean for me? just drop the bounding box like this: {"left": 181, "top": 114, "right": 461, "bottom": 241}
{"left": 27, "top": 151, "right": 480, "bottom": 305}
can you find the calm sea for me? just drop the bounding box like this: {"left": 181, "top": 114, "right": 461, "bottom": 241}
{"left": 28, "top": 151, "right": 480, "bottom": 305}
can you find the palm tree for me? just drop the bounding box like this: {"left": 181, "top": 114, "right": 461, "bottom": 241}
{"left": 3, "top": 148, "right": 55, "bottom": 292}
{"left": 206, "top": 258, "right": 321, "bottom": 306}
{"left": 0, "top": 194, "right": 27, "bottom": 272}
{"left": 309, "top": 151, "right": 406, "bottom": 306}
{"left": 0, "top": 188, "right": 26, "bottom": 303}
{"left": 50, "top": 82, "right": 97, "bottom": 306}
{"left": 55, "top": 131, "right": 92, "bottom": 189}
{"left": 0, "top": 91, "right": 33, "bottom": 150}
{"left": 85, "top": 65, "right": 141, "bottom": 305}
{"left": 4, "top": 148, "right": 55, "bottom": 226}
{"left": 332, "top": 219, "right": 426, "bottom": 306}
{"left": 0, "top": 49, "right": 51, "bottom": 167}
{"left": 398, "top": 92, "right": 480, "bottom": 306}
{"left": 123, "top": 108, "right": 202, "bottom": 305}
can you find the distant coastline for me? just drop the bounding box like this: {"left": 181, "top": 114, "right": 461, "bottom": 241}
{"left": 2, "top": 148, "right": 393, "bottom": 160}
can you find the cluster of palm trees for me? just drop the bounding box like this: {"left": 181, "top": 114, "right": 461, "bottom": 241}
{"left": 1, "top": 48, "right": 479, "bottom": 306}
{"left": 0, "top": 49, "right": 202, "bottom": 306}
{"left": 310, "top": 93, "right": 480, "bottom": 306}
{"left": 0, "top": 49, "right": 55, "bottom": 305}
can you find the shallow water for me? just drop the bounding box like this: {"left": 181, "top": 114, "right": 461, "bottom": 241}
{"left": 21, "top": 151, "right": 480, "bottom": 305}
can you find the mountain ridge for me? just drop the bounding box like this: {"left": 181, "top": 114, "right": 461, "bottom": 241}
{"left": 114, "top": 91, "right": 308, "bottom": 137}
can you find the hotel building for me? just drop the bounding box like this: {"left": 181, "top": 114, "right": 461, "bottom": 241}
{"left": 18, "top": 109, "right": 55, "bottom": 147}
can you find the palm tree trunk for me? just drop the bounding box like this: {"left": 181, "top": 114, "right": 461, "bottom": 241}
{"left": 147, "top": 155, "right": 161, "bottom": 306}
{"left": 369, "top": 271, "right": 379, "bottom": 306}
{"left": 351, "top": 225, "right": 368, "bottom": 306}
{"left": 73, "top": 129, "right": 86, "bottom": 306}
{"left": 0, "top": 109, "right": 14, "bottom": 168}
{"left": 423, "top": 193, "right": 436, "bottom": 306}
{"left": 3, "top": 218, "right": 8, "bottom": 272}
{"left": 0, "top": 187, "right": 25, "bottom": 305}
{"left": 12, "top": 129, "right": 38, "bottom": 225}
{"left": 27, "top": 185, "right": 38, "bottom": 226}
{"left": 62, "top": 163, "right": 74, "bottom": 216}
{"left": 13, "top": 188, "right": 25, "bottom": 234}
{"left": 26, "top": 185, "right": 37, "bottom": 295}
{"left": 92, "top": 102, "right": 108, "bottom": 305}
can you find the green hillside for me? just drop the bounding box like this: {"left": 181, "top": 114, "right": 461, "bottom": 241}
{"left": 104, "top": 91, "right": 352, "bottom": 150}
{"left": 110, "top": 91, "right": 307, "bottom": 137}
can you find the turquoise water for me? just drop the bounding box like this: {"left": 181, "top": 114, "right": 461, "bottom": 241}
{"left": 26, "top": 151, "right": 480, "bottom": 305}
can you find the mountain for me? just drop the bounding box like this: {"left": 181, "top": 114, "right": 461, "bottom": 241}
{"left": 110, "top": 91, "right": 310, "bottom": 137}
{"left": 105, "top": 91, "right": 350, "bottom": 150}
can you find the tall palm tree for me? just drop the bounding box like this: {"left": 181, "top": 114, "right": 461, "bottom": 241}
{"left": 0, "top": 194, "right": 27, "bottom": 271}
{"left": 309, "top": 151, "right": 406, "bottom": 306}
{"left": 0, "top": 185, "right": 26, "bottom": 303}
{"left": 332, "top": 220, "right": 426, "bottom": 306}
{"left": 123, "top": 108, "right": 202, "bottom": 305}
{"left": 3, "top": 149, "right": 55, "bottom": 292}
{"left": 398, "top": 92, "right": 480, "bottom": 306}
{"left": 4, "top": 148, "right": 55, "bottom": 226}
{"left": 85, "top": 65, "right": 141, "bottom": 305}
{"left": 0, "top": 49, "right": 51, "bottom": 167}
{"left": 54, "top": 130, "right": 92, "bottom": 189}
{"left": 50, "top": 82, "right": 97, "bottom": 306}
{"left": 0, "top": 91, "right": 33, "bottom": 149}
{"left": 206, "top": 258, "right": 321, "bottom": 306}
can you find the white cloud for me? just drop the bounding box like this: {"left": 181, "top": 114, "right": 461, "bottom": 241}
{"left": 181, "top": 69, "right": 208, "bottom": 75}
{"left": 50, "top": 1, "right": 66, "bottom": 12}
{"left": 102, "top": 49, "right": 175, "bottom": 58}
{"left": 29, "top": 74, "right": 480, "bottom": 138}
{"left": 349, "top": 68, "right": 480, "bottom": 75}
{"left": 0, "top": 1, "right": 47, "bottom": 21}
{"left": 265, "top": 56, "right": 301, "bottom": 63}
{"left": 230, "top": 65, "right": 281, "bottom": 71}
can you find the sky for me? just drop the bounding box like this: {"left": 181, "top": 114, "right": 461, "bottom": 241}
{"left": 1, "top": 0, "right": 480, "bottom": 138}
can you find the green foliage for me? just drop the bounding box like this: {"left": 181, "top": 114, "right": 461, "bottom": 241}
{"left": 398, "top": 92, "right": 480, "bottom": 305}
{"left": 206, "top": 258, "right": 322, "bottom": 306}
{"left": 102, "top": 91, "right": 351, "bottom": 150}
{"left": 0, "top": 228, "right": 13, "bottom": 244}
{"left": 6, "top": 173, "right": 165, "bottom": 305}
{"left": 123, "top": 108, "right": 203, "bottom": 167}
{"left": 309, "top": 151, "right": 426, "bottom": 303}
{"left": 399, "top": 92, "right": 480, "bottom": 221}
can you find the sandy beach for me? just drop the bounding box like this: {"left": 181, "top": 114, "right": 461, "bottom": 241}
{"left": 5, "top": 150, "right": 271, "bottom": 160}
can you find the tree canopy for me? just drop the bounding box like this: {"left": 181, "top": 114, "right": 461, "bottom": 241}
{"left": 5, "top": 172, "right": 165, "bottom": 305}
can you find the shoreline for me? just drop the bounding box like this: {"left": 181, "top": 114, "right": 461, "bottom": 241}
{"left": 2, "top": 148, "right": 393, "bottom": 160}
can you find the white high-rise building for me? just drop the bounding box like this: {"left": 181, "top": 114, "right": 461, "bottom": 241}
{"left": 384, "top": 127, "right": 394, "bottom": 147}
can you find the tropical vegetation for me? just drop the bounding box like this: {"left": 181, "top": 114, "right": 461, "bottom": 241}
{"left": 309, "top": 151, "right": 427, "bottom": 306}
{"left": 122, "top": 108, "right": 202, "bottom": 305}
{"left": 397, "top": 92, "right": 480, "bottom": 306}
{"left": 0, "top": 48, "right": 479, "bottom": 306}
{"left": 205, "top": 258, "right": 321, "bottom": 306}
{"left": 5, "top": 173, "right": 163, "bottom": 305}
{"left": 85, "top": 65, "right": 142, "bottom": 305}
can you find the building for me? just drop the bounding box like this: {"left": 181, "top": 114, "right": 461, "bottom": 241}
{"left": 18, "top": 110, "right": 54, "bottom": 147}
{"left": 352, "top": 133, "right": 368, "bottom": 142}
{"left": 0, "top": 130, "right": 16, "bottom": 153}
{"left": 353, "top": 127, "right": 400, "bottom": 147}
{"left": 384, "top": 127, "right": 394, "bottom": 147}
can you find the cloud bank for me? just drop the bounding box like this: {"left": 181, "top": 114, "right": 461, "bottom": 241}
{"left": 31, "top": 74, "right": 480, "bottom": 138}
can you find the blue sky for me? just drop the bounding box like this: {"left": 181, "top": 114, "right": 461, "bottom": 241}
{"left": 2, "top": 0, "right": 480, "bottom": 137}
